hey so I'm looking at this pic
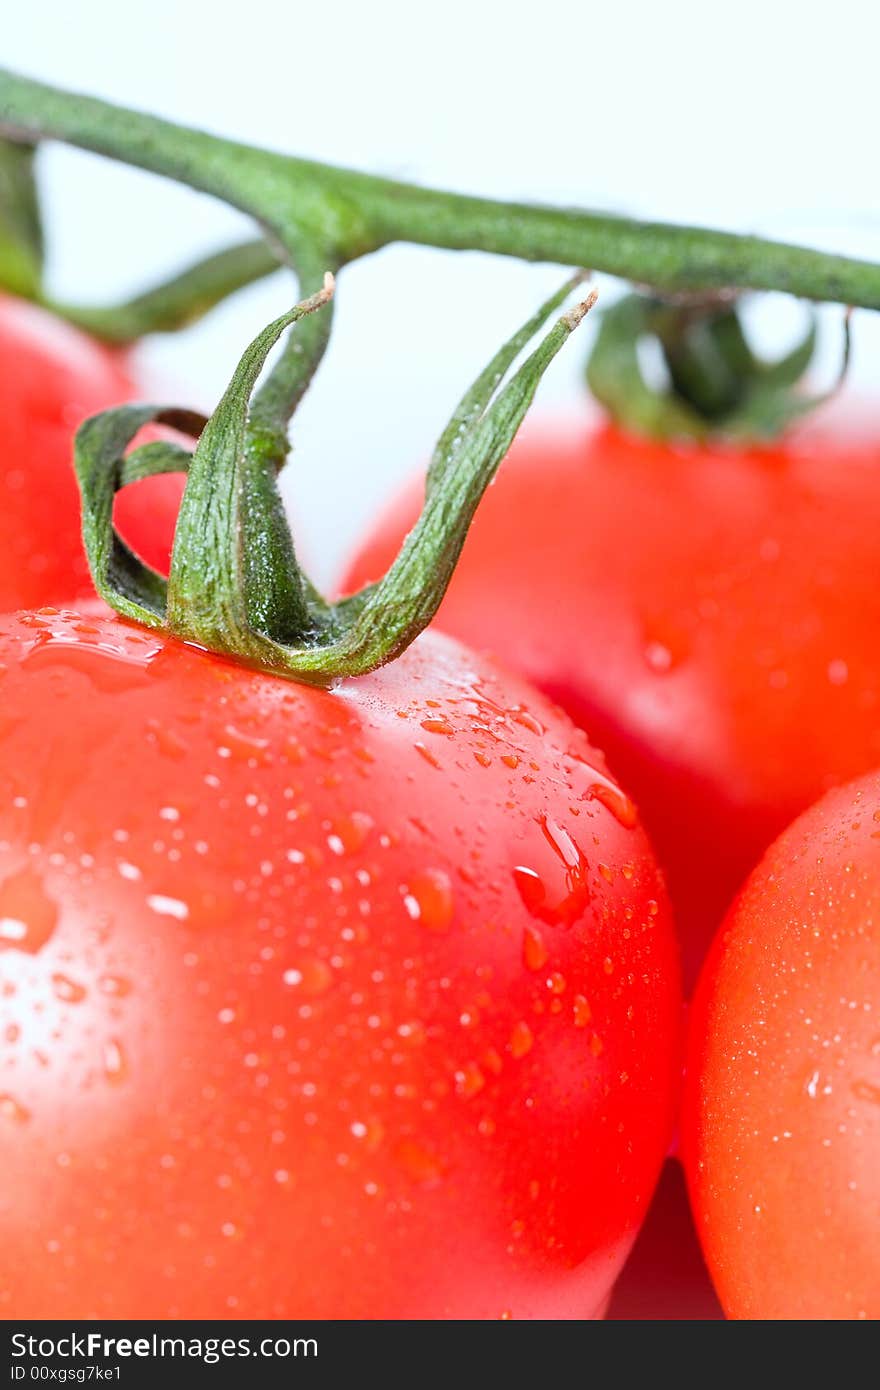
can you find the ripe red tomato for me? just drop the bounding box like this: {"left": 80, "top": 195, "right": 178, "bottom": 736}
{"left": 0, "top": 609, "right": 680, "bottom": 1319}
{"left": 344, "top": 412, "right": 880, "bottom": 987}
{"left": 0, "top": 296, "right": 182, "bottom": 608}
{"left": 682, "top": 771, "right": 880, "bottom": 1319}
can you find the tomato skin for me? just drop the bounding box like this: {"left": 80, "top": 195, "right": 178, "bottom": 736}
{"left": 0, "top": 296, "right": 181, "bottom": 606}
{"left": 344, "top": 414, "right": 880, "bottom": 988}
{"left": 0, "top": 610, "right": 679, "bottom": 1319}
{"left": 682, "top": 772, "right": 880, "bottom": 1319}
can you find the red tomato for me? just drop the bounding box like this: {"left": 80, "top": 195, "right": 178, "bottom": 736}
{"left": 0, "top": 610, "right": 680, "bottom": 1319}
{"left": 344, "top": 413, "right": 880, "bottom": 988}
{"left": 682, "top": 771, "right": 880, "bottom": 1319}
{"left": 0, "top": 295, "right": 182, "bottom": 607}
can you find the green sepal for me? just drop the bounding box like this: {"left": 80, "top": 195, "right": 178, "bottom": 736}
{"left": 49, "top": 239, "right": 280, "bottom": 344}
{"left": 585, "top": 295, "right": 708, "bottom": 440}
{"left": 75, "top": 275, "right": 594, "bottom": 685}
{"left": 587, "top": 293, "right": 851, "bottom": 445}
{"left": 75, "top": 406, "right": 204, "bottom": 625}
{"left": 165, "top": 277, "right": 336, "bottom": 659}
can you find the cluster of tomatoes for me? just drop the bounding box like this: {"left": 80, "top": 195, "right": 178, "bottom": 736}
{"left": 0, "top": 294, "right": 877, "bottom": 1320}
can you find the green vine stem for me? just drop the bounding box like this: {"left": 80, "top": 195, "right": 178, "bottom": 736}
{"left": 0, "top": 136, "right": 280, "bottom": 341}
{"left": 76, "top": 275, "right": 595, "bottom": 683}
{"left": 3, "top": 71, "right": 880, "bottom": 317}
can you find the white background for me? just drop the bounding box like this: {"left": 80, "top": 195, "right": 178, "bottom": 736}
{"left": 5, "top": 0, "right": 879, "bottom": 581}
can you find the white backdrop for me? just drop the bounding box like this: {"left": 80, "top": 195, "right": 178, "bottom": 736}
{"left": 5, "top": 0, "right": 879, "bottom": 580}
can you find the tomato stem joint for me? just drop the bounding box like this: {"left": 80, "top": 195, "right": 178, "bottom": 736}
{"left": 75, "top": 276, "right": 595, "bottom": 684}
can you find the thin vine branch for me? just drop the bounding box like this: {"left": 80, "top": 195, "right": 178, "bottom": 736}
{"left": 2, "top": 69, "right": 880, "bottom": 312}
{"left": 45, "top": 238, "right": 279, "bottom": 342}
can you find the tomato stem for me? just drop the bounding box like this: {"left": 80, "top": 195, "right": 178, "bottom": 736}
{"left": 75, "top": 275, "right": 594, "bottom": 681}
{"left": 3, "top": 70, "right": 880, "bottom": 314}
{"left": 0, "top": 138, "right": 42, "bottom": 299}
{"left": 42, "top": 239, "right": 280, "bottom": 343}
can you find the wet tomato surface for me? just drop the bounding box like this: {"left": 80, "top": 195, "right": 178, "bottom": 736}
{"left": 0, "top": 611, "right": 680, "bottom": 1318}
{"left": 344, "top": 414, "right": 880, "bottom": 987}
{"left": 683, "top": 771, "right": 880, "bottom": 1319}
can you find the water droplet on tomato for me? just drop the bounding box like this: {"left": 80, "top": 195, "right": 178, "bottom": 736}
{"left": 51, "top": 973, "right": 87, "bottom": 1004}
{"left": 283, "top": 959, "right": 334, "bottom": 995}
{"left": 219, "top": 724, "right": 272, "bottom": 764}
{"left": 513, "top": 865, "right": 545, "bottom": 916}
{"left": 103, "top": 1038, "right": 127, "bottom": 1083}
{"left": 0, "top": 867, "right": 58, "bottom": 953}
{"left": 420, "top": 717, "right": 454, "bottom": 736}
{"left": 350, "top": 1116, "right": 385, "bottom": 1150}
{"left": 402, "top": 869, "right": 454, "bottom": 932}
{"left": 573, "top": 994, "right": 592, "bottom": 1028}
{"left": 414, "top": 742, "right": 442, "bottom": 770}
{"left": 0, "top": 1093, "right": 30, "bottom": 1124}
{"left": 642, "top": 617, "right": 690, "bottom": 675}
{"left": 146, "top": 894, "right": 189, "bottom": 921}
{"left": 146, "top": 718, "right": 190, "bottom": 759}
{"left": 22, "top": 621, "right": 164, "bottom": 691}
{"left": 509, "top": 1020, "right": 534, "bottom": 1058}
{"left": 566, "top": 746, "right": 632, "bottom": 820}
{"left": 455, "top": 1062, "right": 486, "bottom": 1099}
{"left": 852, "top": 1078, "right": 880, "bottom": 1105}
{"left": 395, "top": 1138, "right": 446, "bottom": 1184}
{"left": 644, "top": 640, "right": 674, "bottom": 673}
{"left": 98, "top": 975, "right": 132, "bottom": 998}
{"left": 513, "top": 817, "right": 590, "bottom": 926}
{"left": 542, "top": 816, "right": 578, "bottom": 866}
{"left": 510, "top": 708, "right": 544, "bottom": 737}
{"left": 397, "top": 1019, "right": 427, "bottom": 1047}
{"left": 327, "top": 811, "right": 373, "bottom": 854}
{"left": 586, "top": 770, "right": 638, "bottom": 829}
{"left": 521, "top": 922, "right": 549, "bottom": 971}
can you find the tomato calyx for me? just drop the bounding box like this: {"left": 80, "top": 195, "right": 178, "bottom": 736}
{"left": 75, "top": 274, "right": 595, "bottom": 685}
{"left": 586, "top": 291, "right": 852, "bottom": 444}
